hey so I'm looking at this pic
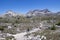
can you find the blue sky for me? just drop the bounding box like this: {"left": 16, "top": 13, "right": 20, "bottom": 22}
{"left": 0, "top": 0, "right": 60, "bottom": 14}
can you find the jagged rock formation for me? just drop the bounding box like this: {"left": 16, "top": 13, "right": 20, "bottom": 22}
{"left": 26, "top": 9, "right": 53, "bottom": 17}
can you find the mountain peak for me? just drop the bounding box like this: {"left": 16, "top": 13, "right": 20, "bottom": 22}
{"left": 27, "top": 9, "right": 52, "bottom": 17}
{"left": 40, "top": 9, "right": 50, "bottom": 13}
{"left": 6, "top": 10, "right": 15, "bottom": 14}
{"left": 4, "top": 10, "right": 18, "bottom": 17}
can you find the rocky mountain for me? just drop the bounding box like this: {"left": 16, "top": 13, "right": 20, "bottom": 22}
{"left": 56, "top": 12, "right": 60, "bottom": 15}
{"left": 1, "top": 9, "right": 60, "bottom": 18}
{"left": 26, "top": 9, "right": 53, "bottom": 17}
{"left": 4, "top": 10, "right": 18, "bottom": 17}
{"left": 1, "top": 10, "right": 26, "bottom": 18}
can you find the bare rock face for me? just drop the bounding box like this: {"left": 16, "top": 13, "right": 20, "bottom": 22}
{"left": 26, "top": 9, "right": 52, "bottom": 17}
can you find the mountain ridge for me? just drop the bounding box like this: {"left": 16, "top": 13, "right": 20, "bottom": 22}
{"left": 0, "top": 9, "right": 60, "bottom": 17}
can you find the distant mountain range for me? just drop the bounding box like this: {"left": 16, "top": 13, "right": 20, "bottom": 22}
{"left": 27, "top": 9, "right": 53, "bottom": 17}
{"left": 26, "top": 9, "right": 60, "bottom": 17}
{"left": 2, "top": 10, "right": 26, "bottom": 17}
{"left": 5, "top": 10, "right": 18, "bottom": 17}
{"left": 1, "top": 9, "right": 60, "bottom": 17}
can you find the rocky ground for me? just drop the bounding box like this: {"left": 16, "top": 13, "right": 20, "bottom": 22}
{"left": 0, "top": 13, "right": 60, "bottom": 40}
